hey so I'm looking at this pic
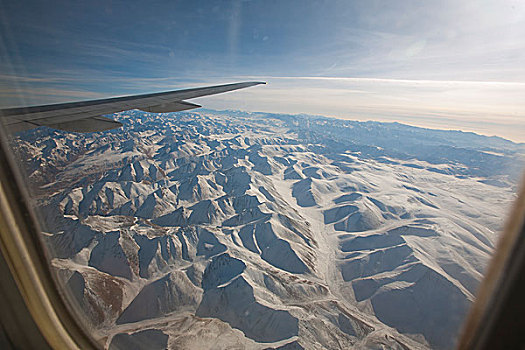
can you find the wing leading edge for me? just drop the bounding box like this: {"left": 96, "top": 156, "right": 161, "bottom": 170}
{"left": 0, "top": 81, "right": 265, "bottom": 133}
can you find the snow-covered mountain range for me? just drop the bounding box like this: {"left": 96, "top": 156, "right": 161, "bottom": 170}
{"left": 12, "top": 110, "right": 524, "bottom": 349}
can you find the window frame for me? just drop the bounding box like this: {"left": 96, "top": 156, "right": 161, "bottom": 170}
{"left": 0, "top": 125, "right": 100, "bottom": 350}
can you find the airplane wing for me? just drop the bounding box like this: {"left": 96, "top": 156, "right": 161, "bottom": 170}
{"left": 0, "top": 81, "right": 265, "bottom": 133}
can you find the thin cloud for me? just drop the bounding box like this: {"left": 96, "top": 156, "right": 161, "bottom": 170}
{"left": 195, "top": 76, "right": 525, "bottom": 142}
{"left": 236, "top": 75, "right": 525, "bottom": 87}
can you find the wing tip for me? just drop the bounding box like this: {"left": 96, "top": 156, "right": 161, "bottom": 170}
{"left": 241, "top": 81, "right": 266, "bottom": 86}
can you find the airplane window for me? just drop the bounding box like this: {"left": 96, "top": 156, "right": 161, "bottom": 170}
{"left": 1, "top": 1, "right": 524, "bottom": 349}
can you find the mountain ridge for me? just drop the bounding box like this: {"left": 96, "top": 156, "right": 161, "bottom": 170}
{"left": 12, "top": 109, "right": 522, "bottom": 349}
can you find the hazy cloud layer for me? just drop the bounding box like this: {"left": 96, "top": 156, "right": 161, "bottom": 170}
{"left": 198, "top": 77, "right": 525, "bottom": 142}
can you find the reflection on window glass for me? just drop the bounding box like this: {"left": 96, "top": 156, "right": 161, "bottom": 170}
{"left": 2, "top": 1, "right": 525, "bottom": 349}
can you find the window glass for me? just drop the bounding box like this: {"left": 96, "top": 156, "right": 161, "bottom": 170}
{"left": 1, "top": 1, "right": 524, "bottom": 349}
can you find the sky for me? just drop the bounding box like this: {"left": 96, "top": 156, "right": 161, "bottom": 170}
{"left": 1, "top": 0, "right": 524, "bottom": 141}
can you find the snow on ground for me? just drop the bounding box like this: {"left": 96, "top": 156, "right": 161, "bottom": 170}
{"left": 12, "top": 109, "right": 524, "bottom": 349}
